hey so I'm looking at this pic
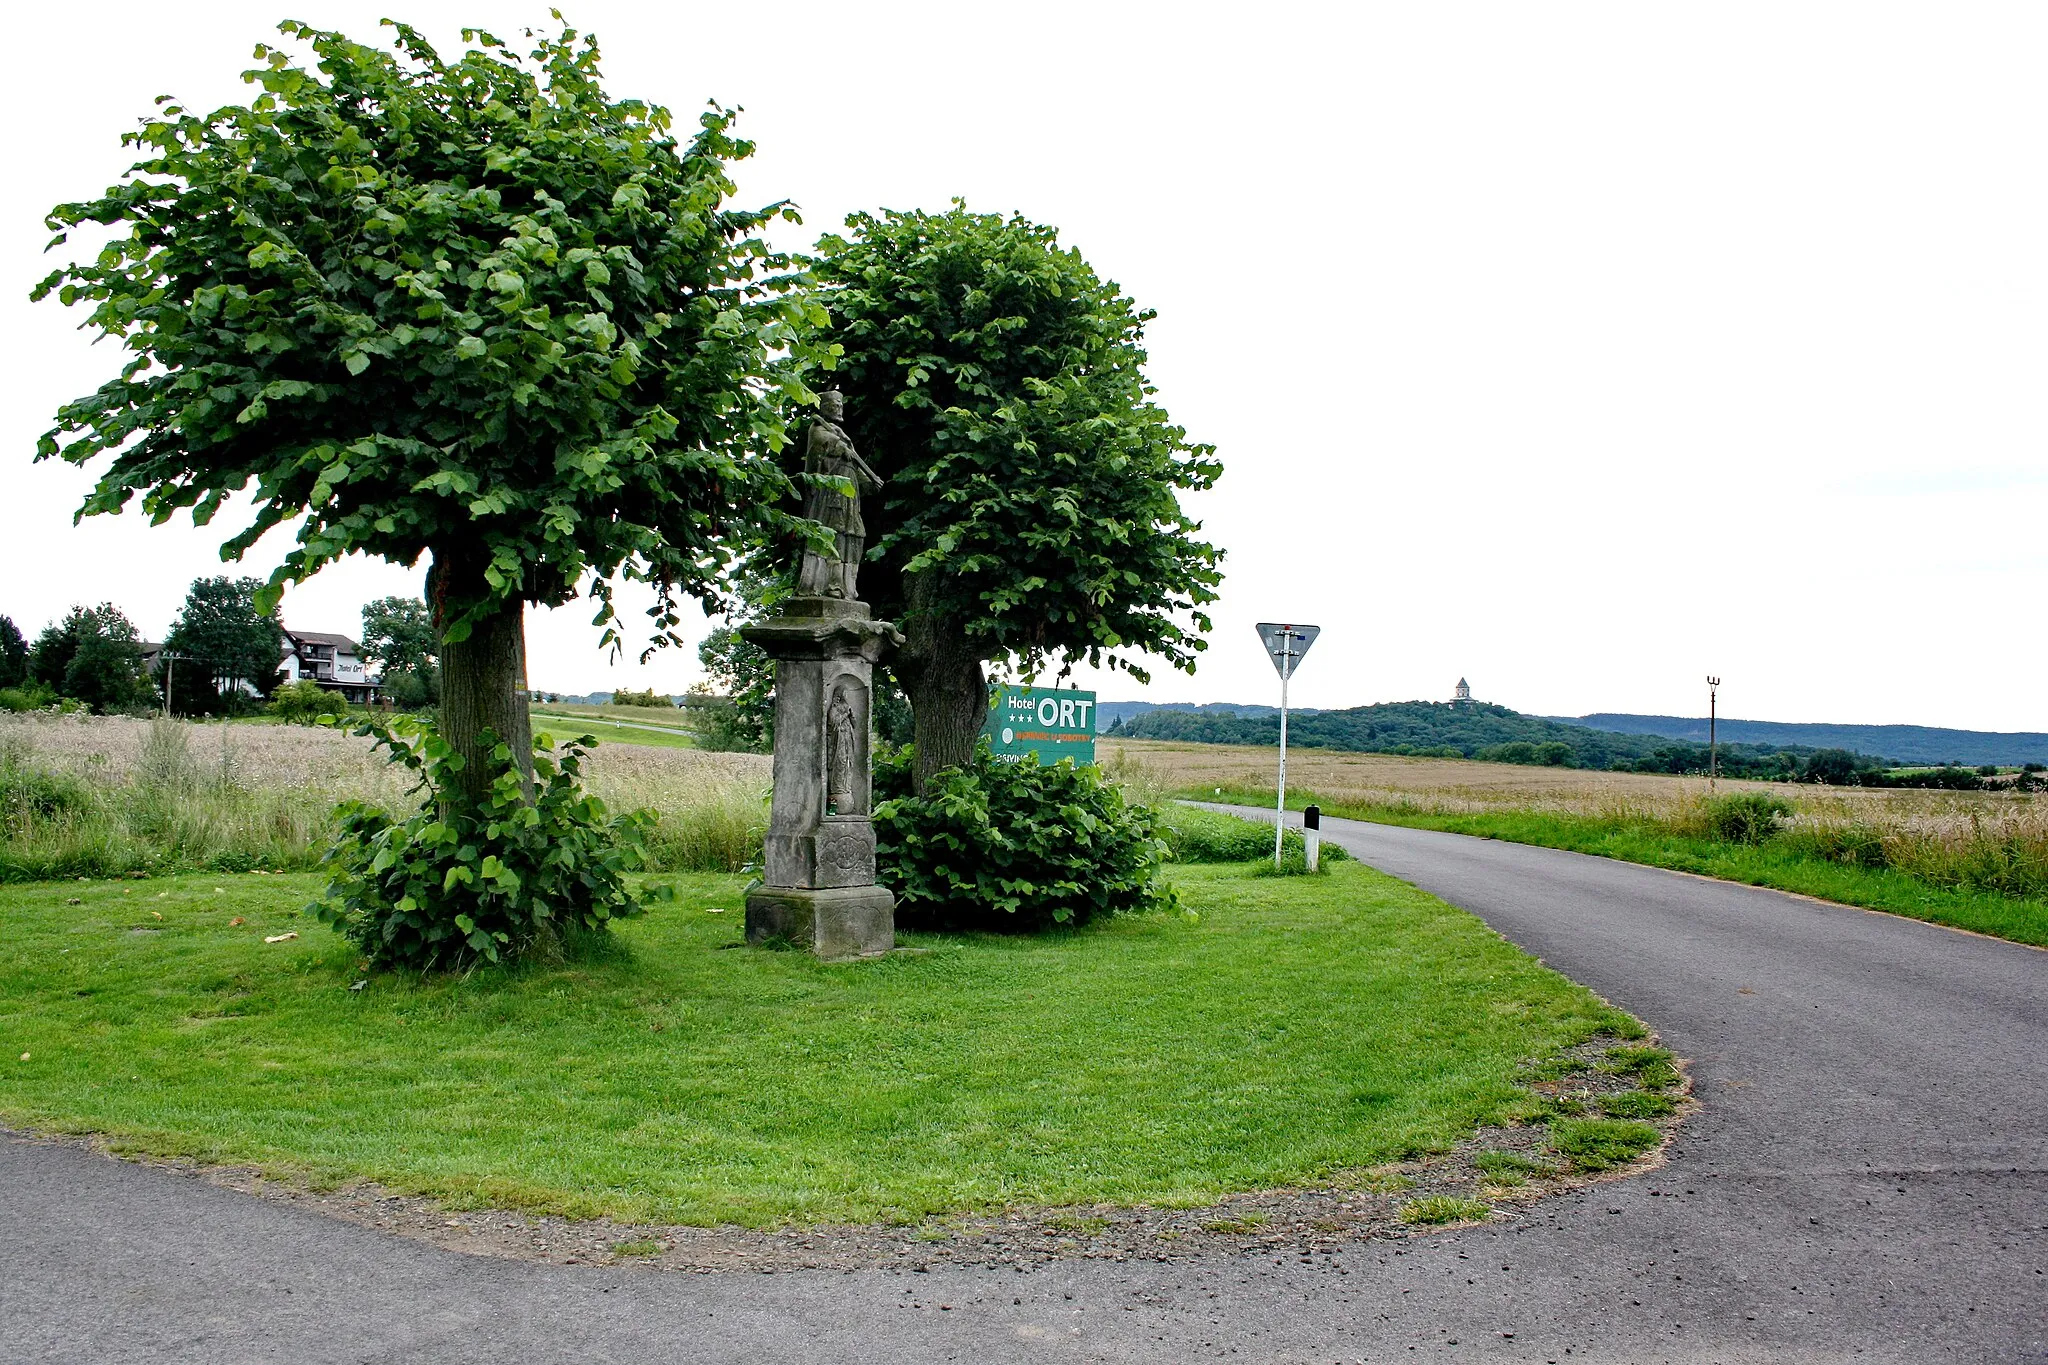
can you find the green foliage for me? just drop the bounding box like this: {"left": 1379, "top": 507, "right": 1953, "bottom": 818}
{"left": 30, "top": 604, "right": 154, "bottom": 714}
{"left": 360, "top": 596, "right": 436, "bottom": 675}
{"left": 382, "top": 667, "right": 439, "bottom": 710}
{"left": 609, "top": 688, "right": 670, "bottom": 708}
{"left": 267, "top": 679, "right": 347, "bottom": 724}
{"left": 162, "top": 576, "right": 283, "bottom": 713}
{"left": 361, "top": 597, "right": 438, "bottom": 706}
{"left": 1701, "top": 792, "right": 1793, "bottom": 845}
{"left": 34, "top": 18, "right": 814, "bottom": 652}
{"left": 1154, "top": 803, "right": 1347, "bottom": 867}
{"left": 806, "top": 203, "right": 1222, "bottom": 680}
{"left": 1548, "top": 1117, "right": 1661, "bottom": 1172}
{"left": 310, "top": 714, "right": 665, "bottom": 970}
{"left": 873, "top": 743, "right": 1174, "bottom": 932}
{"left": 1475, "top": 740, "right": 1574, "bottom": 767}
{"left": 0, "top": 617, "right": 27, "bottom": 689}
{"left": 0, "top": 685, "right": 61, "bottom": 714}
{"left": 690, "top": 588, "right": 775, "bottom": 752}
{"left": 1800, "top": 748, "right": 1863, "bottom": 786}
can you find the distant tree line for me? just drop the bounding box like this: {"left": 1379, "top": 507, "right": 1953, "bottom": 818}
{"left": 4, "top": 582, "right": 446, "bottom": 719}
{"left": 1107, "top": 701, "right": 1925, "bottom": 784}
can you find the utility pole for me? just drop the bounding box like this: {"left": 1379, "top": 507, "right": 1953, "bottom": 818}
{"left": 1706, "top": 675, "right": 1721, "bottom": 790}
{"left": 160, "top": 651, "right": 194, "bottom": 719}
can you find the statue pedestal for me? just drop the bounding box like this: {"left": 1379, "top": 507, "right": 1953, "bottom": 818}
{"left": 741, "top": 598, "right": 899, "bottom": 959}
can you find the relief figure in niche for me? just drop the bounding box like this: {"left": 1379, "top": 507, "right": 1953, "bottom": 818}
{"left": 826, "top": 682, "right": 861, "bottom": 815}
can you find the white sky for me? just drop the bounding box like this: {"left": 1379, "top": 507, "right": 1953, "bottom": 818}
{"left": 5, "top": 3, "right": 2044, "bottom": 730}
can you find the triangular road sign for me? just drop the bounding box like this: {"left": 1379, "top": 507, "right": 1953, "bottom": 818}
{"left": 1255, "top": 623, "right": 1320, "bottom": 680}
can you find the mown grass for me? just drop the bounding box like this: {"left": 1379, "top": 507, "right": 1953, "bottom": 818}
{"left": 529, "top": 707, "right": 702, "bottom": 751}
{"left": 1193, "top": 787, "right": 2048, "bottom": 948}
{"left": 0, "top": 861, "right": 1635, "bottom": 1227}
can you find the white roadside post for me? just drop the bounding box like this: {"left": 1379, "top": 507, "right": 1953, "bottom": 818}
{"left": 1303, "top": 804, "right": 1321, "bottom": 872}
{"left": 1255, "top": 623, "right": 1321, "bottom": 870}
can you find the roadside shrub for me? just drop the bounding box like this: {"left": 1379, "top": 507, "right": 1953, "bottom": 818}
{"left": 1156, "top": 804, "right": 1347, "bottom": 866}
{"left": 0, "top": 684, "right": 59, "bottom": 713}
{"left": 1549, "top": 1117, "right": 1661, "bottom": 1172}
{"left": 269, "top": 680, "right": 346, "bottom": 725}
{"left": 310, "top": 714, "right": 667, "bottom": 971}
{"left": 1701, "top": 792, "right": 1793, "bottom": 845}
{"left": 873, "top": 743, "right": 1173, "bottom": 932}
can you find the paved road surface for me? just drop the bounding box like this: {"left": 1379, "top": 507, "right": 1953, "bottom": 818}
{"left": 4, "top": 812, "right": 2044, "bottom": 1363}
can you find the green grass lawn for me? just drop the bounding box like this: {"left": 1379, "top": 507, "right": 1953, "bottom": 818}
{"left": 528, "top": 708, "right": 701, "bottom": 750}
{"left": 0, "top": 862, "right": 1634, "bottom": 1226}
{"left": 1203, "top": 788, "right": 2048, "bottom": 948}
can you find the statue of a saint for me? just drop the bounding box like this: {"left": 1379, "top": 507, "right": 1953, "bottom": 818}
{"left": 797, "top": 390, "right": 884, "bottom": 600}
{"left": 825, "top": 683, "right": 859, "bottom": 815}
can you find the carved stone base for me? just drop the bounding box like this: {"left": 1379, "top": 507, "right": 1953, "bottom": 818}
{"left": 745, "top": 883, "right": 897, "bottom": 960}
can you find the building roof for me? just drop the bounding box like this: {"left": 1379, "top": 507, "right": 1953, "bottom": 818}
{"left": 285, "top": 630, "right": 362, "bottom": 651}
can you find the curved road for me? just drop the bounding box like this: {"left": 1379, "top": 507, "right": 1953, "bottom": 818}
{"left": 4, "top": 813, "right": 2045, "bottom": 1362}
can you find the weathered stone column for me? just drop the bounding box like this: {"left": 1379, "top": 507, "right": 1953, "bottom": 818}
{"left": 741, "top": 596, "right": 898, "bottom": 958}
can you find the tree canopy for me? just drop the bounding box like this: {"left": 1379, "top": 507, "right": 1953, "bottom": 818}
{"left": 37, "top": 18, "right": 811, "bottom": 640}
{"left": 34, "top": 18, "right": 818, "bottom": 789}
{"left": 30, "top": 604, "right": 153, "bottom": 714}
{"left": 0, "top": 617, "right": 26, "bottom": 690}
{"left": 804, "top": 204, "right": 1222, "bottom": 781}
{"left": 163, "top": 576, "right": 282, "bottom": 709}
{"left": 361, "top": 595, "right": 437, "bottom": 677}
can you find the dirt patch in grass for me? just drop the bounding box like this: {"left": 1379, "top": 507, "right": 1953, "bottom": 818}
{"left": 7, "top": 1033, "right": 1689, "bottom": 1271}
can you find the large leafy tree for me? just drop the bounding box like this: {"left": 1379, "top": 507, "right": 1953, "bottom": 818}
{"left": 162, "top": 575, "right": 284, "bottom": 711}
{"left": 35, "top": 19, "right": 811, "bottom": 795}
{"left": 0, "top": 617, "right": 26, "bottom": 689}
{"left": 361, "top": 594, "right": 439, "bottom": 704}
{"left": 805, "top": 205, "right": 1223, "bottom": 788}
{"left": 31, "top": 604, "right": 154, "bottom": 713}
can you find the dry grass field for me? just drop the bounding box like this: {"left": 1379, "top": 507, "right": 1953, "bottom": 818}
{"left": 1102, "top": 736, "right": 2031, "bottom": 826}
{"left": 0, "top": 714, "right": 769, "bottom": 879}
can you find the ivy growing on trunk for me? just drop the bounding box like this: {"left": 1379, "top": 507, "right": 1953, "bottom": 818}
{"left": 34, "top": 18, "right": 816, "bottom": 798}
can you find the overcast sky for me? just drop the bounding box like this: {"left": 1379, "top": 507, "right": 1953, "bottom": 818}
{"left": 6, "top": 3, "right": 2043, "bottom": 730}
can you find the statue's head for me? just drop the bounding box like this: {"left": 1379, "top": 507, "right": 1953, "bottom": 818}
{"left": 819, "top": 389, "right": 845, "bottom": 423}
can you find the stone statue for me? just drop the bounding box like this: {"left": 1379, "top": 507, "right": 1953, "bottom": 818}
{"left": 826, "top": 683, "right": 858, "bottom": 815}
{"left": 796, "top": 389, "right": 884, "bottom": 601}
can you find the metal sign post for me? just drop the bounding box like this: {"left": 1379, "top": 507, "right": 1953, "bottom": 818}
{"left": 1255, "top": 623, "right": 1321, "bottom": 868}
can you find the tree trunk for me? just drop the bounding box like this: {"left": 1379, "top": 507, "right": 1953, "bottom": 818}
{"left": 895, "top": 570, "right": 988, "bottom": 795}
{"left": 432, "top": 548, "right": 533, "bottom": 805}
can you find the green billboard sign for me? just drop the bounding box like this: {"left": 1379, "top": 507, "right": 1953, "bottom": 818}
{"left": 984, "top": 685, "right": 1097, "bottom": 765}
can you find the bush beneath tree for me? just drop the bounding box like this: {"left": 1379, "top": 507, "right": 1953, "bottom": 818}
{"left": 309, "top": 715, "right": 667, "bottom": 971}
{"left": 873, "top": 743, "right": 1173, "bottom": 932}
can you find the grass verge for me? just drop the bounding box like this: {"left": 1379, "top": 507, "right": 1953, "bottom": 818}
{"left": 0, "top": 860, "right": 1636, "bottom": 1227}
{"left": 1191, "top": 789, "right": 2048, "bottom": 948}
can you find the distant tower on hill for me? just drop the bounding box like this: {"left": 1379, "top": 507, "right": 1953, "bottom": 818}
{"left": 1452, "top": 677, "right": 1472, "bottom": 704}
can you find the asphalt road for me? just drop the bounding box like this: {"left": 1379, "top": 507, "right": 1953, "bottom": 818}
{"left": 5, "top": 812, "right": 2045, "bottom": 1363}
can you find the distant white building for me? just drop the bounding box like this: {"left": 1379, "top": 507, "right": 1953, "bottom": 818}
{"left": 1452, "top": 677, "right": 1472, "bottom": 704}
{"left": 279, "top": 630, "right": 382, "bottom": 705}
